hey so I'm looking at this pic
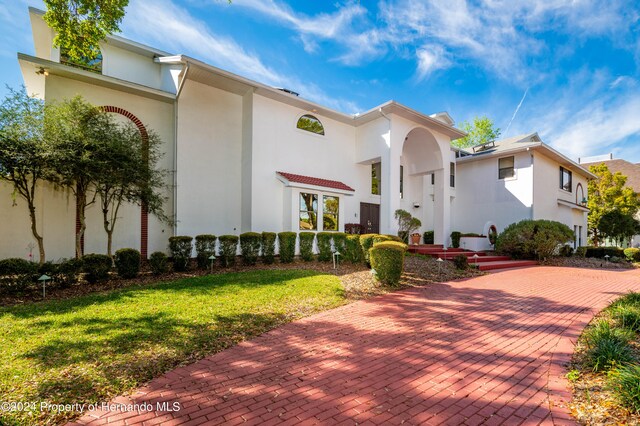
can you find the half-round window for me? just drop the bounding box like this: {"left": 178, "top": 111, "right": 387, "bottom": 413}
{"left": 60, "top": 47, "right": 103, "bottom": 74}
{"left": 297, "top": 114, "right": 324, "bottom": 135}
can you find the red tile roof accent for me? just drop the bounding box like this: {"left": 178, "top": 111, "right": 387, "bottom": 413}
{"left": 277, "top": 171, "right": 355, "bottom": 192}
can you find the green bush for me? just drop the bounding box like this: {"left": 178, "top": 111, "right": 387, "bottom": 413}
{"left": 373, "top": 235, "right": 393, "bottom": 245}
{"left": 299, "top": 232, "right": 315, "bottom": 261}
{"left": 239, "top": 232, "right": 261, "bottom": 265}
{"left": 333, "top": 232, "right": 347, "bottom": 255}
{"left": 219, "top": 235, "right": 239, "bottom": 267}
{"left": 453, "top": 254, "right": 468, "bottom": 270}
{"left": 585, "top": 246, "right": 625, "bottom": 259}
{"left": 450, "top": 231, "right": 462, "bottom": 248}
{"left": 262, "top": 232, "right": 277, "bottom": 264}
{"left": 360, "top": 234, "right": 378, "bottom": 265}
{"left": 609, "top": 364, "right": 640, "bottom": 413}
{"left": 624, "top": 248, "right": 640, "bottom": 262}
{"left": 149, "top": 251, "right": 168, "bottom": 275}
{"left": 195, "top": 234, "right": 217, "bottom": 269}
{"left": 0, "top": 258, "right": 37, "bottom": 292}
{"left": 495, "top": 219, "right": 574, "bottom": 260}
{"left": 583, "top": 320, "right": 634, "bottom": 372}
{"left": 169, "top": 236, "right": 193, "bottom": 271}
{"left": 317, "top": 232, "right": 333, "bottom": 261}
{"left": 82, "top": 254, "right": 112, "bottom": 283}
{"left": 575, "top": 246, "right": 588, "bottom": 257}
{"left": 423, "top": 230, "right": 435, "bottom": 244}
{"left": 369, "top": 241, "right": 407, "bottom": 286}
{"left": 344, "top": 235, "right": 364, "bottom": 263}
{"left": 54, "top": 258, "right": 83, "bottom": 287}
{"left": 114, "top": 248, "right": 141, "bottom": 279}
{"left": 278, "top": 232, "right": 296, "bottom": 263}
{"left": 558, "top": 245, "right": 574, "bottom": 257}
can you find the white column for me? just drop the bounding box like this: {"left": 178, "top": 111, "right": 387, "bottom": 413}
{"left": 433, "top": 167, "right": 451, "bottom": 246}
{"left": 380, "top": 132, "right": 402, "bottom": 235}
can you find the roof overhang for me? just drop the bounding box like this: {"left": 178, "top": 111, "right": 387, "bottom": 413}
{"left": 18, "top": 53, "right": 176, "bottom": 103}
{"left": 557, "top": 199, "right": 589, "bottom": 212}
{"left": 276, "top": 172, "right": 355, "bottom": 195}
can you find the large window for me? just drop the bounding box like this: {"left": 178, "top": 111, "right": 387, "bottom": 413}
{"left": 299, "top": 193, "right": 318, "bottom": 230}
{"left": 560, "top": 167, "right": 572, "bottom": 192}
{"left": 296, "top": 114, "right": 324, "bottom": 135}
{"left": 323, "top": 196, "right": 339, "bottom": 231}
{"left": 372, "top": 162, "right": 381, "bottom": 195}
{"left": 450, "top": 162, "right": 455, "bottom": 188}
{"left": 498, "top": 156, "right": 515, "bottom": 179}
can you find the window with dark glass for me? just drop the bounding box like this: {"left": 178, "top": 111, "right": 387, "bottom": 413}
{"left": 296, "top": 114, "right": 325, "bottom": 135}
{"left": 400, "top": 165, "right": 404, "bottom": 198}
{"left": 560, "top": 167, "right": 572, "bottom": 192}
{"left": 299, "top": 193, "right": 318, "bottom": 230}
{"left": 372, "top": 162, "right": 381, "bottom": 195}
{"left": 450, "top": 162, "right": 455, "bottom": 187}
{"left": 498, "top": 156, "right": 515, "bottom": 179}
{"left": 323, "top": 196, "right": 339, "bottom": 231}
{"left": 60, "top": 47, "right": 103, "bottom": 74}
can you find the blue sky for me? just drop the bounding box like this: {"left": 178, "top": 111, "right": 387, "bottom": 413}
{"left": 1, "top": 0, "right": 639, "bottom": 162}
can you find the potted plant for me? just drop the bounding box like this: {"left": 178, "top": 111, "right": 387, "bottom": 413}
{"left": 410, "top": 233, "right": 421, "bottom": 245}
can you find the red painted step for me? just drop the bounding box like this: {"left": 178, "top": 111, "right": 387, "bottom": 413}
{"left": 477, "top": 260, "right": 538, "bottom": 271}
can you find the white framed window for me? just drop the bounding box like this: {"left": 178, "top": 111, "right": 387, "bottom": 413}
{"left": 323, "top": 196, "right": 339, "bottom": 231}
{"left": 498, "top": 156, "right": 515, "bottom": 179}
{"left": 560, "top": 167, "right": 572, "bottom": 192}
{"left": 299, "top": 193, "right": 318, "bottom": 230}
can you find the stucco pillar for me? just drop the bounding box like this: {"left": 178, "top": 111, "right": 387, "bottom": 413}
{"left": 380, "top": 135, "right": 402, "bottom": 235}
{"left": 433, "top": 168, "right": 451, "bottom": 246}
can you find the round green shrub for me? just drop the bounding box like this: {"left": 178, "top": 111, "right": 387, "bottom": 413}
{"left": 624, "top": 248, "right": 640, "bottom": 262}
{"left": 82, "top": 254, "right": 112, "bottom": 283}
{"left": 369, "top": 241, "right": 407, "bottom": 286}
{"left": 114, "top": 248, "right": 141, "bottom": 279}
{"left": 0, "top": 258, "right": 37, "bottom": 293}
{"left": 54, "top": 258, "right": 83, "bottom": 287}
{"left": 333, "top": 232, "right": 347, "bottom": 255}
{"left": 373, "top": 235, "right": 393, "bottom": 245}
{"left": 344, "top": 234, "right": 364, "bottom": 263}
{"left": 299, "top": 232, "right": 315, "bottom": 261}
{"left": 195, "top": 234, "right": 217, "bottom": 269}
{"left": 219, "top": 235, "right": 239, "bottom": 267}
{"left": 240, "top": 232, "right": 261, "bottom": 265}
{"left": 450, "top": 231, "right": 462, "bottom": 248}
{"left": 262, "top": 232, "right": 277, "bottom": 264}
{"left": 453, "top": 254, "right": 468, "bottom": 270}
{"left": 495, "top": 219, "right": 574, "bottom": 260}
{"left": 423, "top": 230, "right": 435, "bottom": 245}
{"left": 278, "top": 232, "right": 296, "bottom": 263}
{"left": 316, "top": 232, "right": 333, "bottom": 261}
{"left": 360, "top": 234, "right": 378, "bottom": 264}
{"left": 149, "top": 251, "right": 168, "bottom": 275}
{"left": 575, "top": 246, "right": 587, "bottom": 257}
{"left": 169, "top": 236, "right": 193, "bottom": 271}
{"left": 558, "top": 245, "right": 574, "bottom": 257}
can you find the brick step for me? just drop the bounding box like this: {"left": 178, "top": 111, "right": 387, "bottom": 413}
{"left": 409, "top": 248, "right": 468, "bottom": 255}
{"left": 423, "top": 251, "right": 489, "bottom": 259}
{"left": 466, "top": 255, "right": 512, "bottom": 263}
{"left": 477, "top": 260, "right": 538, "bottom": 271}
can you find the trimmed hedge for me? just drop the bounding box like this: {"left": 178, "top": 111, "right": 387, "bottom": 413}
{"left": 82, "top": 254, "right": 112, "bottom": 283}
{"left": 219, "top": 235, "right": 239, "bottom": 267}
{"left": 495, "top": 219, "right": 574, "bottom": 260}
{"left": 344, "top": 235, "right": 364, "bottom": 263}
{"left": 575, "top": 246, "right": 588, "bottom": 258}
{"left": 333, "top": 232, "right": 347, "bottom": 255}
{"left": 453, "top": 254, "right": 468, "bottom": 270}
{"left": 114, "top": 248, "right": 141, "bottom": 279}
{"left": 373, "top": 235, "right": 393, "bottom": 245}
{"left": 149, "top": 251, "right": 168, "bottom": 275}
{"left": 423, "top": 230, "right": 434, "bottom": 245}
{"left": 195, "top": 234, "right": 217, "bottom": 269}
{"left": 317, "top": 232, "right": 333, "bottom": 261}
{"left": 278, "top": 232, "right": 296, "bottom": 263}
{"left": 169, "top": 236, "right": 193, "bottom": 271}
{"left": 558, "top": 245, "right": 574, "bottom": 257}
{"left": 369, "top": 241, "right": 407, "bottom": 286}
{"left": 0, "top": 258, "right": 37, "bottom": 292}
{"left": 451, "top": 231, "right": 462, "bottom": 248}
{"left": 585, "top": 246, "right": 626, "bottom": 259}
{"left": 262, "top": 232, "right": 277, "bottom": 264}
{"left": 240, "top": 232, "right": 261, "bottom": 265}
{"left": 360, "top": 234, "right": 378, "bottom": 264}
{"left": 299, "top": 232, "right": 315, "bottom": 261}
{"left": 40, "top": 258, "right": 83, "bottom": 287}
{"left": 624, "top": 248, "right": 640, "bottom": 262}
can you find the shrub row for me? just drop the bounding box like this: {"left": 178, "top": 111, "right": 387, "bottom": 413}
{"left": 582, "top": 246, "right": 626, "bottom": 259}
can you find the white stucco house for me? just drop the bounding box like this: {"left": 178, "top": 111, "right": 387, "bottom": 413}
{"left": 0, "top": 8, "right": 595, "bottom": 260}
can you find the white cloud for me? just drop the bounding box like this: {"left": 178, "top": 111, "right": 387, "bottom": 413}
{"left": 415, "top": 45, "right": 450, "bottom": 80}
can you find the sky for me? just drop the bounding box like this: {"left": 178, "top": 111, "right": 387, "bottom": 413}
{"left": 1, "top": 0, "right": 639, "bottom": 162}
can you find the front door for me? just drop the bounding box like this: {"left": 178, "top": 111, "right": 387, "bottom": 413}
{"left": 360, "top": 203, "right": 380, "bottom": 234}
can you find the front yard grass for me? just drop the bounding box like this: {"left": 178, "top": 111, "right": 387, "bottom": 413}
{"left": 0, "top": 269, "right": 345, "bottom": 426}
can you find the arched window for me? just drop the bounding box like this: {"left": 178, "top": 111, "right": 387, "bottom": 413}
{"left": 297, "top": 114, "right": 324, "bottom": 135}
{"left": 60, "top": 47, "right": 103, "bottom": 74}
{"left": 576, "top": 183, "right": 586, "bottom": 205}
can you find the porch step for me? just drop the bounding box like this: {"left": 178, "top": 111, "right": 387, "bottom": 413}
{"left": 467, "top": 255, "right": 512, "bottom": 263}
{"left": 477, "top": 260, "right": 538, "bottom": 271}
{"left": 408, "top": 247, "right": 467, "bottom": 255}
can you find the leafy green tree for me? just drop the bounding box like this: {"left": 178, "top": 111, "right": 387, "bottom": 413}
{"left": 43, "top": 0, "right": 129, "bottom": 64}
{"left": 598, "top": 210, "right": 640, "bottom": 246}
{"left": 587, "top": 164, "right": 640, "bottom": 246}
{"left": 452, "top": 116, "right": 501, "bottom": 149}
{"left": 0, "top": 87, "right": 51, "bottom": 264}
{"left": 395, "top": 209, "right": 421, "bottom": 243}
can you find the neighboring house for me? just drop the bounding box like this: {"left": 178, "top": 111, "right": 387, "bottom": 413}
{"left": 455, "top": 134, "right": 594, "bottom": 249}
{"left": 0, "top": 8, "right": 592, "bottom": 259}
{"left": 579, "top": 154, "right": 640, "bottom": 248}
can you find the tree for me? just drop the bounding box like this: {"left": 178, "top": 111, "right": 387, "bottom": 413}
{"left": 95, "top": 122, "right": 167, "bottom": 257}
{"left": 395, "top": 209, "right": 421, "bottom": 243}
{"left": 0, "top": 87, "right": 51, "bottom": 264}
{"left": 43, "top": 0, "right": 129, "bottom": 64}
{"left": 452, "top": 116, "right": 501, "bottom": 149}
{"left": 587, "top": 164, "right": 640, "bottom": 246}
{"left": 598, "top": 210, "right": 640, "bottom": 246}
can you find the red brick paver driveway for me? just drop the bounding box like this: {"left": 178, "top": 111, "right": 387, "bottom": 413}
{"left": 71, "top": 266, "right": 640, "bottom": 426}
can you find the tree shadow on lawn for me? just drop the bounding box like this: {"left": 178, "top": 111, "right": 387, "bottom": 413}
{"left": 74, "top": 270, "right": 640, "bottom": 425}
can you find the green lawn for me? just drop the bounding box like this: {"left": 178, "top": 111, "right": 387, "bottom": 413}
{"left": 0, "top": 269, "right": 345, "bottom": 426}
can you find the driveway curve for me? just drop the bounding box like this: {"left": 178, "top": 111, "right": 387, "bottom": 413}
{"left": 70, "top": 266, "right": 640, "bottom": 426}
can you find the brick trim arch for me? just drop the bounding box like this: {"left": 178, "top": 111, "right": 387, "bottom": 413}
{"left": 76, "top": 106, "right": 150, "bottom": 258}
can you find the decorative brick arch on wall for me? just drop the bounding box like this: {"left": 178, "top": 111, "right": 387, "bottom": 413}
{"left": 75, "top": 106, "right": 150, "bottom": 258}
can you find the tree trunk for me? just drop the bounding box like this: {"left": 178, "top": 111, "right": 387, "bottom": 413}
{"left": 28, "top": 203, "right": 45, "bottom": 264}
{"left": 76, "top": 193, "right": 86, "bottom": 258}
